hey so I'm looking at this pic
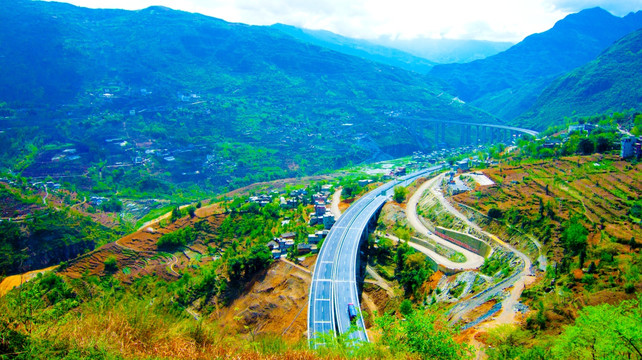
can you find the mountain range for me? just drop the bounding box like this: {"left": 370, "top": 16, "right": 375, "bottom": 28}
{"left": 0, "top": 0, "right": 494, "bottom": 195}
{"left": 271, "top": 24, "right": 514, "bottom": 73}
{"left": 371, "top": 37, "right": 513, "bottom": 64}
{"left": 518, "top": 28, "right": 642, "bottom": 129}
{"left": 271, "top": 24, "right": 437, "bottom": 74}
{"left": 428, "top": 7, "right": 642, "bottom": 121}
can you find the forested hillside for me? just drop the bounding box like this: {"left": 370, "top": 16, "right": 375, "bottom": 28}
{"left": 517, "top": 28, "right": 642, "bottom": 129}
{"left": 429, "top": 8, "right": 642, "bottom": 121}
{"left": 0, "top": 0, "right": 495, "bottom": 197}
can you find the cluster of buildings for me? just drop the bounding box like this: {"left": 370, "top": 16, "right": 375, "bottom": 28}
{"left": 266, "top": 229, "right": 330, "bottom": 259}
{"left": 249, "top": 193, "right": 276, "bottom": 207}
{"left": 279, "top": 188, "right": 309, "bottom": 209}
{"left": 32, "top": 180, "right": 62, "bottom": 190}
{"left": 568, "top": 123, "right": 597, "bottom": 134}
{"left": 249, "top": 187, "right": 317, "bottom": 210}
{"left": 89, "top": 196, "right": 109, "bottom": 206}
{"left": 389, "top": 166, "right": 407, "bottom": 177}
{"left": 51, "top": 148, "right": 81, "bottom": 162}
{"left": 308, "top": 185, "right": 336, "bottom": 230}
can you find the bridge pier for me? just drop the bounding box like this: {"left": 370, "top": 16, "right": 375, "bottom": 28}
{"left": 467, "top": 125, "right": 472, "bottom": 144}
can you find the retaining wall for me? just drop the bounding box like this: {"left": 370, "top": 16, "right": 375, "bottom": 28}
{"left": 434, "top": 226, "right": 491, "bottom": 257}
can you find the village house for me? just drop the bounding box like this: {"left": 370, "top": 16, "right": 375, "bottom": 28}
{"left": 322, "top": 213, "right": 336, "bottom": 229}
{"left": 456, "top": 159, "right": 470, "bottom": 172}
{"left": 320, "top": 184, "right": 333, "bottom": 195}
{"left": 281, "top": 232, "right": 296, "bottom": 240}
{"left": 297, "top": 243, "right": 312, "bottom": 255}
{"left": 315, "top": 204, "right": 327, "bottom": 217}
{"left": 621, "top": 136, "right": 642, "bottom": 159}
{"left": 445, "top": 173, "right": 471, "bottom": 195}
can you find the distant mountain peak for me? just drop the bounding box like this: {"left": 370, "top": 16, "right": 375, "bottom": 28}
{"left": 429, "top": 7, "right": 642, "bottom": 121}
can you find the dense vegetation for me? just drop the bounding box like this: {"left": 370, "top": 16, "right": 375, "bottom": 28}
{"left": 0, "top": 0, "right": 495, "bottom": 202}
{"left": 518, "top": 28, "right": 642, "bottom": 130}
{"left": 452, "top": 114, "right": 641, "bottom": 358}
{"left": 0, "top": 184, "right": 119, "bottom": 275}
{"left": 430, "top": 8, "right": 642, "bottom": 121}
{"left": 2, "top": 0, "right": 642, "bottom": 358}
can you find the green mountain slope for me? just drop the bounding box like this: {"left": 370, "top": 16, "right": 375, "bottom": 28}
{"left": 517, "top": 28, "right": 642, "bottom": 130}
{"left": 429, "top": 7, "right": 642, "bottom": 121}
{"left": 0, "top": 1, "right": 496, "bottom": 195}
{"left": 271, "top": 24, "right": 436, "bottom": 74}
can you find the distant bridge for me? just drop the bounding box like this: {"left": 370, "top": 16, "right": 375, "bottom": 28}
{"left": 405, "top": 118, "right": 539, "bottom": 147}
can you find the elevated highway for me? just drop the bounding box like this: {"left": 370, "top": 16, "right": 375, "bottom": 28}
{"left": 404, "top": 117, "right": 539, "bottom": 146}
{"left": 308, "top": 165, "right": 445, "bottom": 347}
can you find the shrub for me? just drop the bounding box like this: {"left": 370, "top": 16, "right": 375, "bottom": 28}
{"left": 104, "top": 255, "right": 118, "bottom": 272}
{"left": 157, "top": 227, "right": 196, "bottom": 249}
{"left": 488, "top": 207, "right": 503, "bottom": 219}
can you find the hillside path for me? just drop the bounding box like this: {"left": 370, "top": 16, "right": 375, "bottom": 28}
{"left": 365, "top": 266, "right": 395, "bottom": 297}
{"left": 0, "top": 266, "right": 58, "bottom": 296}
{"left": 330, "top": 188, "right": 342, "bottom": 220}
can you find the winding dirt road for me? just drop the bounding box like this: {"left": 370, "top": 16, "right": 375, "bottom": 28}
{"left": 405, "top": 174, "right": 484, "bottom": 270}
{"left": 425, "top": 173, "right": 533, "bottom": 324}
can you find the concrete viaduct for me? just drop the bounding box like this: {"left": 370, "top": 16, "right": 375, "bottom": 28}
{"left": 407, "top": 118, "right": 539, "bottom": 147}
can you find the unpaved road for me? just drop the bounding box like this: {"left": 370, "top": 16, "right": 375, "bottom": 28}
{"left": 427, "top": 173, "right": 533, "bottom": 324}
{"left": 0, "top": 265, "right": 58, "bottom": 296}
{"left": 330, "top": 188, "right": 342, "bottom": 220}
{"left": 406, "top": 174, "right": 484, "bottom": 270}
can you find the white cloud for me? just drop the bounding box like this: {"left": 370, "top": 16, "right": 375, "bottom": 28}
{"left": 51, "top": 0, "right": 642, "bottom": 42}
{"left": 545, "top": 0, "right": 642, "bottom": 15}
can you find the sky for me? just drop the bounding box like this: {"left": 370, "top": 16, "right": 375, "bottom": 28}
{"left": 52, "top": 0, "right": 642, "bottom": 42}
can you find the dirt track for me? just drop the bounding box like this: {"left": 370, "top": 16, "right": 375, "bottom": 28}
{"left": 0, "top": 265, "right": 58, "bottom": 296}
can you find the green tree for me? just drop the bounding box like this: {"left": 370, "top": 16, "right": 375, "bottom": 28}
{"left": 399, "top": 299, "right": 414, "bottom": 316}
{"left": 170, "top": 206, "right": 181, "bottom": 222}
{"left": 157, "top": 227, "right": 195, "bottom": 249}
{"left": 551, "top": 296, "right": 642, "bottom": 360}
{"left": 577, "top": 138, "right": 595, "bottom": 155}
{"left": 562, "top": 219, "right": 588, "bottom": 256}
{"left": 342, "top": 182, "right": 361, "bottom": 199}
{"left": 377, "top": 237, "right": 394, "bottom": 263}
{"left": 393, "top": 186, "right": 408, "bottom": 204}
{"left": 397, "top": 251, "right": 433, "bottom": 296}
{"left": 488, "top": 207, "right": 503, "bottom": 220}
{"left": 485, "top": 324, "right": 537, "bottom": 360}
{"left": 376, "top": 308, "right": 472, "bottom": 359}
{"left": 595, "top": 135, "right": 612, "bottom": 153}
{"left": 187, "top": 205, "right": 196, "bottom": 218}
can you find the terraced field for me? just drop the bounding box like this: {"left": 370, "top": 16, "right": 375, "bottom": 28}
{"left": 454, "top": 154, "right": 641, "bottom": 262}
{"left": 60, "top": 209, "right": 227, "bottom": 282}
